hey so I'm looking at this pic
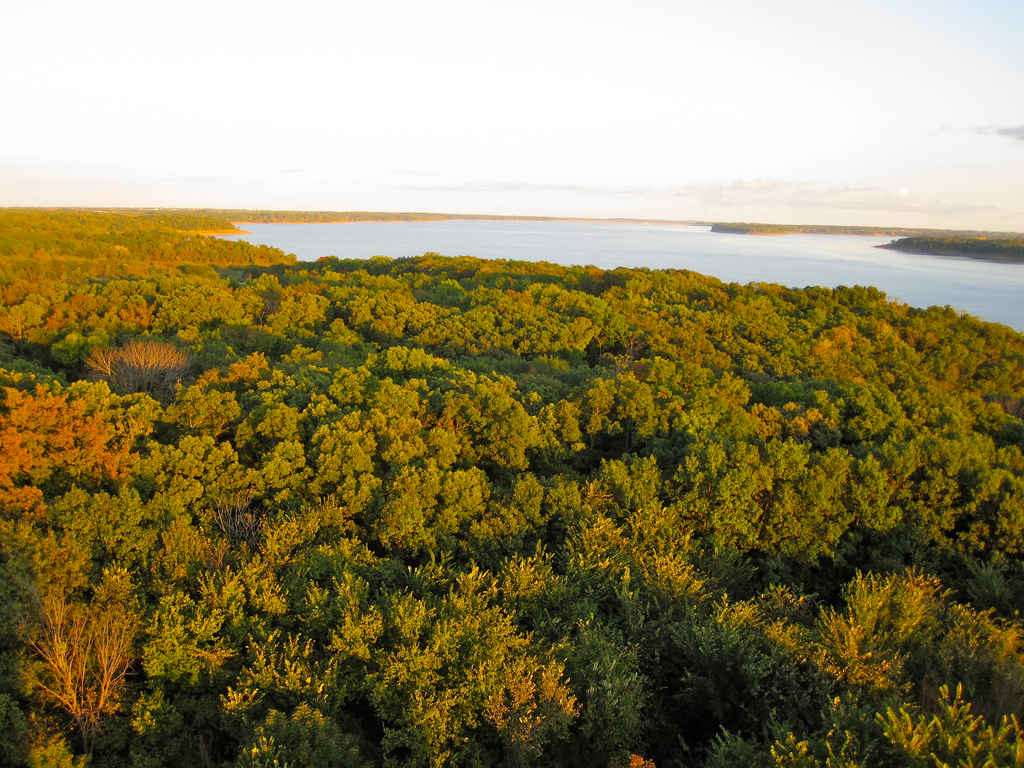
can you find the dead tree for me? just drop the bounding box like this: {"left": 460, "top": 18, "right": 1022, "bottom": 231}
{"left": 85, "top": 340, "right": 189, "bottom": 400}
{"left": 28, "top": 595, "right": 136, "bottom": 754}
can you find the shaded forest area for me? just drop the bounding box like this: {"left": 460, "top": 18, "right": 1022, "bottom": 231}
{"left": 1, "top": 209, "right": 1024, "bottom": 767}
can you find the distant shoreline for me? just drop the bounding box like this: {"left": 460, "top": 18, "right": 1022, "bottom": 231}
{"left": 219, "top": 214, "right": 705, "bottom": 228}
{"left": 878, "top": 239, "right": 1024, "bottom": 265}
{"left": 708, "top": 222, "right": 1022, "bottom": 238}
{"left": 195, "top": 228, "right": 251, "bottom": 235}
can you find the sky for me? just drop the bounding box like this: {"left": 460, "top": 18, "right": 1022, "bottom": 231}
{"left": 2, "top": 0, "right": 1023, "bottom": 230}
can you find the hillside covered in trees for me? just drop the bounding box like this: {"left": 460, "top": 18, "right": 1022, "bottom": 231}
{"left": 2, "top": 209, "right": 1024, "bottom": 767}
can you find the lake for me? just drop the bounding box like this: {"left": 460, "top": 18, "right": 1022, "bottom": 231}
{"left": 219, "top": 220, "right": 1024, "bottom": 330}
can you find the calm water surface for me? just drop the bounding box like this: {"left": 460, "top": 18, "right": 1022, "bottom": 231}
{"left": 219, "top": 221, "right": 1024, "bottom": 330}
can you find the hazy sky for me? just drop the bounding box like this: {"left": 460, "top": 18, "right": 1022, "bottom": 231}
{"left": 2, "top": 0, "right": 1023, "bottom": 229}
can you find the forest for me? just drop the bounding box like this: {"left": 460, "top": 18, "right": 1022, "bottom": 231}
{"left": 1, "top": 208, "right": 1023, "bottom": 767}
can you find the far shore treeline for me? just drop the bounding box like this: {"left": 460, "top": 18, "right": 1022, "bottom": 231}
{"left": 709, "top": 221, "right": 1022, "bottom": 238}
{"left": 880, "top": 235, "right": 1024, "bottom": 263}
{"left": 1, "top": 208, "right": 1023, "bottom": 767}
{"left": 0, "top": 207, "right": 706, "bottom": 227}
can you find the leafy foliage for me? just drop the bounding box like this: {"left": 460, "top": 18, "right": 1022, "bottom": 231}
{"left": 1, "top": 209, "right": 1023, "bottom": 766}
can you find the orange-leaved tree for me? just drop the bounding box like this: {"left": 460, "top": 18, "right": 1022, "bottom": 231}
{"left": 0, "top": 385, "right": 142, "bottom": 517}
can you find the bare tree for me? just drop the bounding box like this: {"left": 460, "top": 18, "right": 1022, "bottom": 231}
{"left": 28, "top": 596, "right": 136, "bottom": 753}
{"left": 211, "top": 486, "right": 262, "bottom": 546}
{"left": 85, "top": 340, "right": 189, "bottom": 399}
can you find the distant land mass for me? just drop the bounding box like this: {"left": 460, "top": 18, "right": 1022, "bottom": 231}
{"left": 57, "top": 207, "right": 704, "bottom": 227}
{"left": 880, "top": 235, "right": 1024, "bottom": 263}
{"left": 708, "top": 221, "right": 1023, "bottom": 238}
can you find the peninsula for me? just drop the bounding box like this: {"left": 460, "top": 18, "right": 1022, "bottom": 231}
{"left": 879, "top": 235, "right": 1024, "bottom": 263}
{"left": 708, "top": 221, "right": 1021, "bottom": 238}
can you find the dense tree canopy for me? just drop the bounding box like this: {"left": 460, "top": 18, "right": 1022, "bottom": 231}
{"left": 1, "top": 209, "right": 1023, "bottom": 767}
